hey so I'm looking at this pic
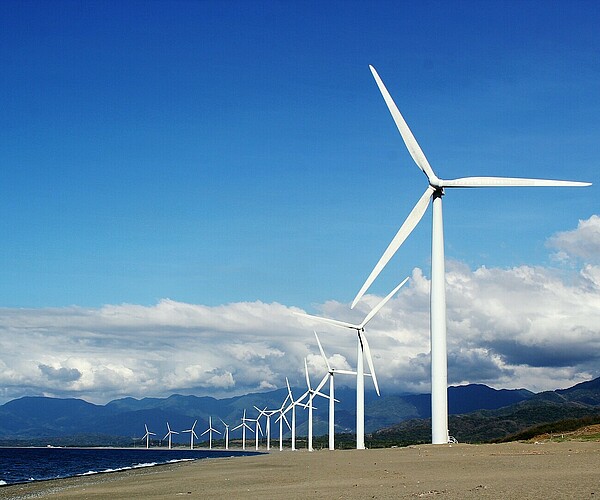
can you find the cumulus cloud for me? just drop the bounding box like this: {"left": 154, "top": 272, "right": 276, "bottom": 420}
{"left": 0, "top": 217, "right": 599, "bottom": 404}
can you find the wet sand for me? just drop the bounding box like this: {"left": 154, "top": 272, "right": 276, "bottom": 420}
{"left": 1, "top": 441, "right": 599, "bottom": 499}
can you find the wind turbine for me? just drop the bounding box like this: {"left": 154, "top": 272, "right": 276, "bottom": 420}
{"left": 219, "top": 418, "right": 230, "bottom": 450}
{"left": 201, "top": 416, "right": 221, "bottom": 449}
{"left": 232, "top": 409, "right": 255, "bottom": 451}
{"left": 280, "top": 377, "right": 307, "bottom": 451}
{"left": 244, "top": 412, "right": 263, "bottom": 450}
{"left": 163, "top": 422, "right": 179, "bottom": 450}
{"left": 303, "top": 357, "right": 330, "bottom": 452}
{"left": 182, "top": 419, "right": 198, "bottom": 450}
{"left": 296, "top": 277, "right": 408, "bottom": 449}
{"left": 352, "top": 65, "right": 592, "bottom": 444}
{"left": 254, "top": 406, "right": 276, "bottom": 451}
{"left": 314, "top": 330, "right": 358, "bottom": 451}
{"left": 273, "top": 394, "right": 291, "bottom": 451}
{"left": 142, "top": 424, "right": 156, "bottom": 449}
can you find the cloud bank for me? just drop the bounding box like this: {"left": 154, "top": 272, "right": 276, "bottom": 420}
{"left": 1, "top": 216, "right": 599, "bottom": 405}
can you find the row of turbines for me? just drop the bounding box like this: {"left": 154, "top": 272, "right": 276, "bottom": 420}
{"left": 146, "top": 65, "right": 590, "bottom": 448}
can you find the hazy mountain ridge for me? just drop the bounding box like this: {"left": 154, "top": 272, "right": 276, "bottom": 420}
{"left": 0, "top": 378, "right": 597, "bottom": 445}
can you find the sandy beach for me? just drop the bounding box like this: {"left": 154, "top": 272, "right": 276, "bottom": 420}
{"left": 1, "top": 441, "right": 599, "bottom": 499}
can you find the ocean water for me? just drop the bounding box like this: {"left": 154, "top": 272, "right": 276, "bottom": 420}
{"left": 0, "top": 447, "right": 261, "bottom": 485}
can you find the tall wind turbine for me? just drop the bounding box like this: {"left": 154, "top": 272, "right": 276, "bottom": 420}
{"left": 254, "top": 406, "right": 276, "bottom": 451}
{"left": 244, "top": 412, "right": 263, "bottom": 450}
{"left": 296, "top": 277, "right": 409, "bottom": 449}
{"left": 303, "top": 357, "right": 330, "bottom": 452}
{"left": 219, "top": 418, "right": 230, "bottom": 450}
{"left": 163, "top": 422, "right": 178, "bottom": 450}
{"left": 182, "top": 419, "right": 198, "bottom": 450}
{"left": 273, "top": 394, "right": 291, "bottom": 451}
{"left": 142, "top": 424, "right": 156, "bottom": 449}
{"left": 314, "top": 330, "right": 358, "bottom": 451}
{"left": 352, "top": 65, "right": 592, "bottom": 444}
{"left": 201, "top": 416, "right": 221, "bottom": 449}
{"left": 232, "top": 409, "right": 254, "bottom": 451}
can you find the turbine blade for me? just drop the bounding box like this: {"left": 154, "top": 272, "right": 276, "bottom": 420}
{"left": 314, "top": 373, "right": 329, "bottom": 395}
{"left": 369, "top": 65, "right": 438, "bottom": 183}
{"left": 295, "top": 311, "right": 358, "bottom": 330}
{"left": 334, "top": 369, "right": 357, "bottom": 375}
{"left": 285, "top": 377, "right": 295, "bottom": 402}
{"left": 441, "top": 176, "right": 591, "bottom": 188}
{"left": 304, "top": 358, "right": 311, "bottom": 389}
{"left": 360, "top": 331, "right": 380, "bottom": 396}
{"left": 314, "top": 331, "right": 332, "bottom": 372}
{"left": 352, "top": 186, "right": 433, "bottom": 308}
{"left": 360, "top": 276, "right": 409, "bottom": 328}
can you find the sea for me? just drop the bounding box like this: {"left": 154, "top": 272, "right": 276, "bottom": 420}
{"left": 0, "top": 447, "right": 261, "bottom": 486}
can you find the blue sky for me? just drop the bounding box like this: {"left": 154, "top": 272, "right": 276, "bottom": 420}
{"left": 0, "top": 1, "right": 599, "bottom": 403}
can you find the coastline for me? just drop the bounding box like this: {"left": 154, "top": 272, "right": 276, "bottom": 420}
{"left": 1, "top": 441, "right": 599, "bottom": 499}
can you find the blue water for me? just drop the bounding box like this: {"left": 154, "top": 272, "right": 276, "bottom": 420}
{"left": 0, "top": 447, "right": 261, "bottom": 485}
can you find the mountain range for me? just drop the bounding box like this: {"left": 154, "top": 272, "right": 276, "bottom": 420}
{"left": 1, "top": 378, "right": 598, "bottom": 446}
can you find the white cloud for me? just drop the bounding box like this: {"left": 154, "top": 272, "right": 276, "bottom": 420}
{"left": 548, "top": 214, "right": 600, "bottom": 263}
{"left": 0, "top": 217, "right": 599, "bottom": 404}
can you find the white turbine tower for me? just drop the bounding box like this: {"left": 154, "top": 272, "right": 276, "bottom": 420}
{"left": 244, "top": 412, "right": 263, "bottom": 450}
{"left": 142, "top": 424, "right": 156, "bottom": 449}
{"left": 232, "top": 409, "right": 255, "bottom": 451}
{"left": 303, "top": 357, "right": 330, "bottom": 452}
{"left": 296, "top": 277, "right": 408, "bottom": 449}
{"left": 314, "top": 330, "right": 358, "bottom": 451}
{"left": 163, "top": 422, "right": 178, "bottom": 450}
{"left": 219, "top": 418, "right": 230, "bottom": 450}
{"left": 352, "top": 65, "right": 592, "bottom": 444}
{"left": 182, "top": 420, "right": 198, "bottom": 450}
{"left": 201, "top": 416, "right": 221, "bottom": 449}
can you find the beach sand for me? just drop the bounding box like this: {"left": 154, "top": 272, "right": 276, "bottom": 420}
{"left": 1, "top": 441, "right": 599, "bottom": 499}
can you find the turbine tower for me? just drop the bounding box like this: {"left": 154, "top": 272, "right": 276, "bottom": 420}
{"left": 352, "top": 65, "right": 591, "bottom": 444}
{"left": 219, "top": 418, "right": 230, "bottom": 450}
{"left": 296, "top": 277, "right": 408, "bottom": 449}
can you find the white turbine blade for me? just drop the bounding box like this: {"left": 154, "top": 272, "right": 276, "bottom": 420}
{"left": 304, "top": 358, "right": 312, "bottom": 389}
{"left": 360, "top": 331, "right": 380, "bottom": 396}
{"left": 295, "top": 311, "right": 359, "bottom": 330}
{"left": 360, "top": 276, "right": 409, "bottom": 328}
{"left": 440, "top": 176, "right": 591, "bottom": 188}
{"left": 314, "top": 373, "right": 329, "bottom": 395}
{"left": 314, "top": 331, "right": 332, "bottom": 372}
{"left": 334, "top": 369, "right": 357, "bottom": 375}
{"left": 285, "top": 377, "right": 295, "bottom": 403}
{"left": 201, "top": 429, "right": 209, "bottom": 436}
{"left": 352, "top": 186, "right": 434, "bottom": 308}
{"left": 219, "top": 418, "right": 227, "bottom": 427}
{"left": 232, "top": 423, "right": 242, "bottom": 431}
{"left": 214, "top": 429, "right": 221, "bottom": 435}
{"left": 281, "top": 412, "right": 291, "bottom": 429}
{"left": 369, "top": 65, "right": 438, "bottom": 183}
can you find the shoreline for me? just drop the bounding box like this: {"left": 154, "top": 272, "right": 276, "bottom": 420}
{"left": 1, "top": 441, "right": 599, "bottom": 499}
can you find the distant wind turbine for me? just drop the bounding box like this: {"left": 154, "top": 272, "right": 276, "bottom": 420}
{"left": 296, "top": 277, "right": 409, "bottom": 449}
{"left": 163, "top": 422, "right": 178, "bottom": 450}
{"left": 142, "top": 424, "right": 156, "bottom": 449}
{"left": 303, "top": 357, "right": 330, "bottom": 452}
{"left": 182, "top": 419, "right": 198, "bottom": 450}
{"left": 201, "top": 416, "right": 221, "bottom": 449}
{"left": 280, "top": 377, "right": 307, "bottom": 451}
{"left": 232, "top": 409, "right": 255, "bottom": 451}
{"left": 273, "top": 394, "right": 291, "bottom": 451}
{"left": 219, "top": 418, "right": 230, "bottom": 450}
{"left": 352, "top": 65, "right": 591, "bottom": 444}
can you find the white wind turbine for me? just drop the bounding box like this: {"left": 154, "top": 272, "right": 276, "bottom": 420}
{"left": 352, "top": 65, "right": 592, "bottom": 444}
{"left": 219, "top": 418, "right": 230, "bottom": 450}
{"left": 296, "top": 277, "right": 408, "bottom": 449}
{"left": 163, "top": 422, "right": 178, "bottom": 450}
{"left": 314, "top": 330, "right": 359, "bottom": 451}
{"left": 303, "top": 357, "right": 330, "bottom": 452}
{"left": 281, "top": 377, "right": 307, "bottom": 451}
{"left": 273, "top": 394, "right": 291, "bottom": 451}
{"left": 232, "top": 409, "right": 255, "bottom": 451}
{"left": 182, "top": 419, "right": 198, "bottom": 450}
{"left": 142, "top": 424, "right": 156, "bottom": 449}
{"left": 201, "top": 416, "right": 221, "bottom": 449}
{"left": 244, "top": 412, "right": 263, "bottom": 450}
{"left": 254, "top": 406, "right": 276, "bottom": 451}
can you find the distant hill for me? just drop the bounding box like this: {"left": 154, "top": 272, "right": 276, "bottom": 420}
{"left": 0, "top": 378, "right": 598, "bottom": 446}
{"left": 372, "top": 377, "right": 600, "bottom": 444}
